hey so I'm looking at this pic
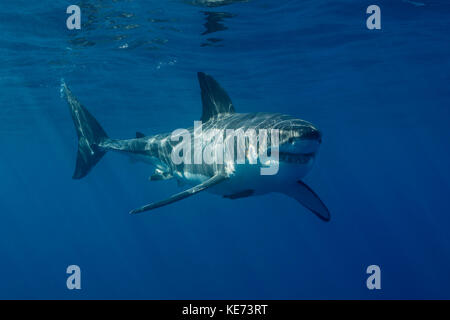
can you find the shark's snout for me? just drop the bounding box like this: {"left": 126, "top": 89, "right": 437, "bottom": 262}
{"left": 288, "top": 127, "right": 322, "bottom": 144}
{"left": 279, "top": 125, "right": 322, "bottom": 156}
{"left": 302, "top": 127, "right": 322, "bottom": 144}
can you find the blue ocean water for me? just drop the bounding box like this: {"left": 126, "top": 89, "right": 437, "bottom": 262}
{"left": 1, "top": 0, "right": 450, "bottom": 299}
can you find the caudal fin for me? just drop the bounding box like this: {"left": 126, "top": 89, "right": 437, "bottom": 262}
{"left": 62, "top": 81, "right": 109, "bottom": 179}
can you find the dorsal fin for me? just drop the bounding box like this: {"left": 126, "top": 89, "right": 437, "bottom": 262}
{"left": 136, "top": 131, "right": 145, "bottom": 138}
{"left": 198, "top": 72, "right": 235, "bottom": 122}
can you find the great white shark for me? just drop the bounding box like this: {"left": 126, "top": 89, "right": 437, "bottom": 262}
{"left": 63, "top": 72, "right": 330, "bottom": 221}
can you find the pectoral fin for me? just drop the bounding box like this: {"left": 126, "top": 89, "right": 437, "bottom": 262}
{"left": 130, "top": 174, "right": 227, "bottom": 214}
{"left": 283, "top": 181, "right": 330, "bottom": 222}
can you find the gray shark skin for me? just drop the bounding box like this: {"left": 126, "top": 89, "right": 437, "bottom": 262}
{"left": 63, "top": 72, "right": 330, "bottom": 221}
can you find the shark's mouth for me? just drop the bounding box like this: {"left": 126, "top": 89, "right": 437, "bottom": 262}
{"left": 279, "top": 152, "right": 315, "bottom": 164}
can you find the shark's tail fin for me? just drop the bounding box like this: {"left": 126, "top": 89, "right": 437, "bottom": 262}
{"left": 61, "top": 81, "right": 109, "bottom": 179}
